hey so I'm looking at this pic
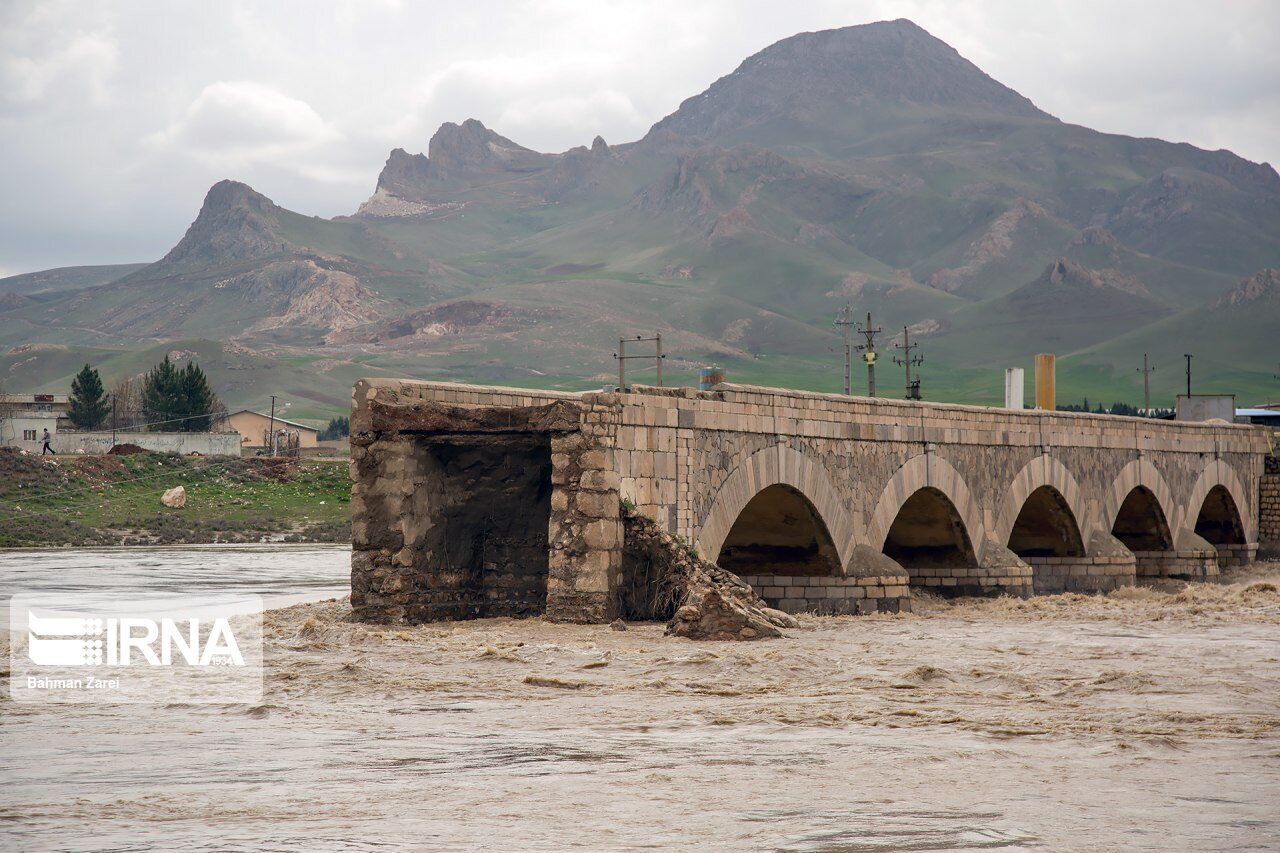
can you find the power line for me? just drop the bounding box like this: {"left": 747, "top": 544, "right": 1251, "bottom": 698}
{"left": 833, "top": 305, "right": 855, "bottom": 396}
{"left": 101, "top": 409, "right": 229, "bottom": 433}
{"left": 1137, "top": 353, "right": 1156, "bottom": 415}
{"left": 612, "top": 334, "right": 665, "bottom": 392}
{"left": 893, "top": 326, "right": 924, "bottom": 400}
{"left": 855, "top": 312, "right": 882, "bottom": 397}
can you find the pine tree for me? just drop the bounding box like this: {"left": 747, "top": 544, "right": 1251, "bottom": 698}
{"left": 319, "top": 415, "right": 349, "bottom": 440}
{"left": 179, "top": 362, "right": 217, "bottom": 432}
{"left": 141, "top": 356, "right": 184, "bottom": 431}
{"left": 68, "top": 364, "right": 110, "bottom": 430}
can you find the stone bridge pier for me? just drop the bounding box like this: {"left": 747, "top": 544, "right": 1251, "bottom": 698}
{"left": 350, "top": 380, "right": 1267, "bottom": 623}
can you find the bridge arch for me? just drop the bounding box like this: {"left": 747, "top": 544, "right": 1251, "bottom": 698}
{"left": 994, "top": 456, "right": 1086, "bottom": 549}
{"left": 1184, "top": 459, "right": 1254, "bottom": 544}
{"left": 695, "top": 444, "right": 856, "bottom": 571}
{"left": 1007, "top": 485, "right": 1086, "bottom": 558}
{"left": 1103, "top": 459, "right": 1178, "bottom": 541}
{"left": 868, "top": 454, "right": 987, "bottom": 562}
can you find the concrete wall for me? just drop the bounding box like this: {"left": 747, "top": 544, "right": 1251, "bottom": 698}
{"left": 51, "top": 431, "right": 242, "bottom": 456}
{"left": 0, "top": 414, "right": 60, "bottom": 453}
{"left": 1176, "top": 395, "right": 1235, "bottom": 423}
{"left": 350, "top": 379, "right": 1270, "bottom": 624}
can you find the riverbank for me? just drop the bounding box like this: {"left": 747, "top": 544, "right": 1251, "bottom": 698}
{"left": 0, "top": 448, "right": 350, "bottom": 547}
{"left": 3, "top": 562, "right": 1278, "bottom": 848}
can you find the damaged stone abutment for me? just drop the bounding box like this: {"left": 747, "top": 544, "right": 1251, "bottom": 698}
{"left": 357, "top": 431, "right": 553, "bottom": 622}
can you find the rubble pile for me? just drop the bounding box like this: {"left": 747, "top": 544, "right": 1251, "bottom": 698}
{"left": 621, "top": 507, "right": 794, "bottom": 641}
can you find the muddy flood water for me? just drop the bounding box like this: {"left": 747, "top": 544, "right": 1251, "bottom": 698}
{"left": 3, "top": 545, "right": 1280, "bottom": 850}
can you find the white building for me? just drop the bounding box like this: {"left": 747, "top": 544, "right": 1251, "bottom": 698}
{"left": 0, "top": 393, "right": 70, "bottom": 452}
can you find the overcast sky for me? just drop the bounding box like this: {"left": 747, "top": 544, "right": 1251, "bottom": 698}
{"left": 1, "top": 0, "right": 1277, "bottom": 277}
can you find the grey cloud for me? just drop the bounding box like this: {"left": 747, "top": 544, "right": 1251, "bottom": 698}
{"left": 1, "top": 0, "right": 1276, "bottom": 275}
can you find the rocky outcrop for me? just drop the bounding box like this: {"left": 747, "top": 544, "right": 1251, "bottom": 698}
{"left": 638, "top": 145, "right": 799, "bottom": 219}
{"left": 1034, "top": 258, "right": 1153, "bottom": 298}
{"left": 1070, "top": 226, "right": 1124, "bottom": 253}
{"left": 375, "top": 148, "right": 434, "bottom": 198}
{"left": 1213, "top": 269, "right": 1280, "bottom": 308}
{"left": 427, "top": 119, "right": 552, "bottom": 179}
{"left": 369, "top": 119, "right": 555, "bottom": 206}
{"left": 361, "top": 119, "right": 625, "bottom": 211}
{"left": 330, "top": 299, "right": 558, "bottom": 346}
{"left": 278, "top": 264, "right": 383, "bottom": 334}
{"left": 223, "top": 258, "right": 384, "bottom": 335}
{"left": 355, "top": 187, "right": 455, "bottom": 218}
{"left": 927, "top": 198, "right": 1052, "bottom": 292}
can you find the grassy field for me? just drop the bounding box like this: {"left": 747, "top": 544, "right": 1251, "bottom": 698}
{"left": 0, "top": 448, "right": 350, "bottom": 548}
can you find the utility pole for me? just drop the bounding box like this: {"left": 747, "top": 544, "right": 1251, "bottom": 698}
{"left": 893, "top": 326, "right": 924, "bottom": 400}
{"left": 855, "top": 312, "right": 882, "bottom": 397}
{"left": 1183, "top": 354, "right": 1193, "bottom": 398}
{"left": 617, "top": 338, "right": 625, "bottom": 391}
{"left": 834, "top": 305, "right": 855, "bottom": 395}
{"left": 268, "top": 394, "right": 277, "bottom": 457}
{"left": 111, "top": 395, "right": 118, "bottom": 450}
{"left": 613, "top": 334, "right": 665, "bottom": 392}
{"left": 1137, "top": 353, "right": 1156, "bottom": 415}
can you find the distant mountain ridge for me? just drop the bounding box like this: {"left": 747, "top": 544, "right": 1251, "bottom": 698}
{"left": 1, "top": 18, "right": 1276, "bottom": 414}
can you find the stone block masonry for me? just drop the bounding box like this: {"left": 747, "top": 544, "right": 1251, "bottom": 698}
{"left": 1260, "top": 461, "right": 1280, "bottom": 558}
{"left": 739, "top": 574, "right": 911, "bottom": 615}
{"left": 350, "top": 379, "right": 1270, "bottom": 625}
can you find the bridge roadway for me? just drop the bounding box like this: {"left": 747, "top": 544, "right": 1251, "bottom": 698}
{"left": 349, "top": 380, "right": 1268, "bottom": 623}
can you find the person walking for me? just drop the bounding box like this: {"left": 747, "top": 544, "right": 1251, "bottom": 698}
{"left": 40, "top": 428, "right": 53, "bottom": 455}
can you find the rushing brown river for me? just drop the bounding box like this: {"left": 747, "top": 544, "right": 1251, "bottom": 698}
{"left": 3, "top": 545, "right": 1279, "bottom": 850}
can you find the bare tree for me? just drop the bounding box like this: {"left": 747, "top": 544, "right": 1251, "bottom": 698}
{"left": 108, "top": 375, "right": 145, "bottom": 430}
{"left": 209, "top": 392, "right": 229, "bottom": 431}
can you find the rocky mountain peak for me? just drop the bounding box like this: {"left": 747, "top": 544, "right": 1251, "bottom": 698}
{"left": 426, "top": 119, "right": 550, "bottom": 179}
{"left": 155, "top": 180, "right": 288, "bottom": 269}
{"left": 369, "top": 120, "right": 554, "bottom": 204}
{"left": 200, "top": 179, "right": 278, "bottom": 215}
{"left": 645, "top": 19, "right": 1051, "bottom": 144}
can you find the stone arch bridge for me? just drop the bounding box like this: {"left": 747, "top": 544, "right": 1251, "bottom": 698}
{"left": 350, "top": 380, "right": 1267, "bottom": 623}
